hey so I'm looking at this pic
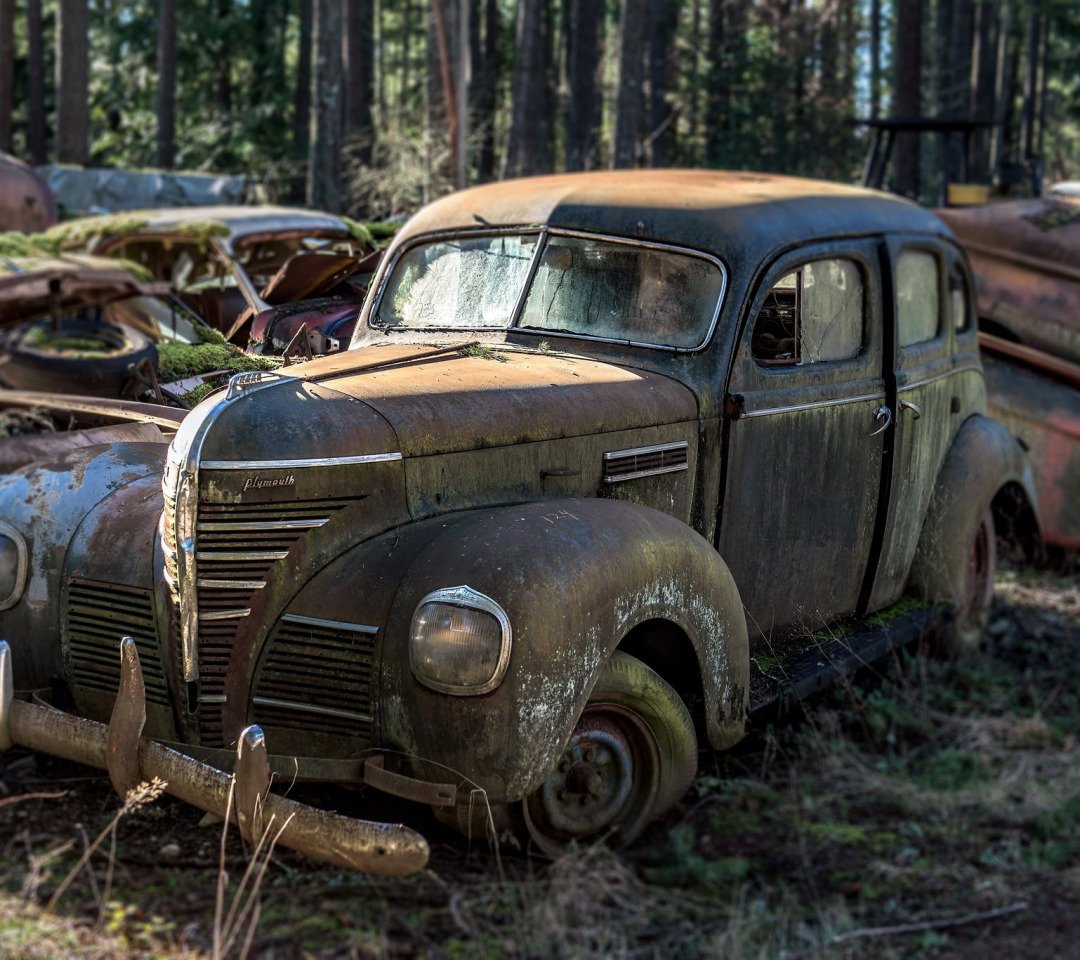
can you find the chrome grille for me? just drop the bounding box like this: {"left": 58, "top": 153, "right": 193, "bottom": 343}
{"left": 251, "top": 614, "right": 376, "bottom": 740}
{"left": 167, "top": 497, "right": 357, "bottom": 746}
{"left": 603, "top": 440, "right": 689, "bottom": 483}
{"left": 66, "top": 580, "right": 169, "bottom": 706}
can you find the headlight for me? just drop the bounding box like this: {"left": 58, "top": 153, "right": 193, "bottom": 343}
{"left": 409, "top": 585, "right": 512, "bottom": 695}
{"left": 0, "top": 521, "right": 27, "bottom": 610}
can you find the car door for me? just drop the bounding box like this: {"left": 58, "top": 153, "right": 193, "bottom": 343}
{"left": 717, "top": 241, "right": 889, "bottom": 636}
{"left": 868, "top": 240, "right": 973, "bottom": 608}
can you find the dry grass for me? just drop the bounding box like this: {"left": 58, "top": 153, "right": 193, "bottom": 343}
{"left": 1, "top": 571, "right": 1078, "bottom": 959}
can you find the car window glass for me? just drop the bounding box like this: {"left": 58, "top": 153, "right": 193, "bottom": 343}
{"left": 751, "top": 257, "right": 863, "bottom": 366}
{"left": 517, "top": 234, "right": 722, "bottom": 350}
{"left": 377, "top": 234, "right": 538, "bottom": 328}
{"left": 896, "top": 250, "right": 940, "bottom": 346}
{"left": 949, "top": 266, "right": 969, "bottom": 331}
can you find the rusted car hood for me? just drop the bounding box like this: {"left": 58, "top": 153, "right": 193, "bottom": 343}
{"left": 937, "top": 198, "right": 1080, "bottom": 364}
{"left": 289, "top": 344, "right": 698, "bottom": 457}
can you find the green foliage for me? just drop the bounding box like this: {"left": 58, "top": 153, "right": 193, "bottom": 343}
{"left": 155, "top": 341, "right": 281, "bottom": 383}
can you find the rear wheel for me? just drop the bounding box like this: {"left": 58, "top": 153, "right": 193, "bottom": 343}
{"left": 520, "top": 651, "right": 697, "bottom": 855}
{"left": 938, "top": 507, "right": 997, "bottom": 657}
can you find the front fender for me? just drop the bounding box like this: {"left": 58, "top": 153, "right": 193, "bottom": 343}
{"left": 379, "top": 498, "right": 749, "bottom": 803}
{"left": 908, "top": 414, "right": 1041, "bottom": 603}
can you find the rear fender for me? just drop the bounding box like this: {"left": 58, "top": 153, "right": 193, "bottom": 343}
{"left": 908, "top": 414, "right": 1041, "bottom": 603}
{"left": 380, "top": 498, "right": 749, "bottom": 803}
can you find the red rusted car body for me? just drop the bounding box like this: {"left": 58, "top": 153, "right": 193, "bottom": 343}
{"left": 0, "top": 153, "right": 57, "bottom": 234}
{"left": 940, "top": 199, "right": 1080, "bottom": 552}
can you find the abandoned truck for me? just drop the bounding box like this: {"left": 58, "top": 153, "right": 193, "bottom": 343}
{"left": 0, "top": 171, "right": 1041, "bottom": 863}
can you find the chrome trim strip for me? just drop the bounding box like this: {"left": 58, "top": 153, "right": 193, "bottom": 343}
{"left": 251, "top": 696, "right": 373, "bottom": 725}
{"left": 898, "top": 364, "right": 982, "bottom": 393}
{"left": 409, "top": 585, "right": 513, "bottom": 697}
{"left": 604, "top": 463, "right": 689, "bottom": 484}
{"left": 195, "top": 550, "right": 290, "bottom": 562}
{"left": 165, "top": 371, "right": 291, "bottom": 681}
{"left": 197, "top": 517, "right": 329, "bottom": 532}
{"left": 739, "top": 391, "right": 885, "bottom": 419}
{"left": 198, "top": 694, "right": 228, "bottom": 704}
{"left": 200, "top": 452, "right": 403, "bottom": 470}
{"left": 603, "top": 440, "right": 689, "bottom": 461}
{"left": 196, "top": 579, "right": 267, "bottom": 590}
{"left": 200, "top": 608, "right": 251, "bottom": 621}
{"left": 367, "top": 226, "right": 728, "bottom": 354}
{"left": 281, "top": 613, "right": 379, "bottom": 635}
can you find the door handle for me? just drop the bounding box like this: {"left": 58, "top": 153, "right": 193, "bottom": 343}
{"left": 899, "top": 399, "right": 922, "bottom": 420}
{"left": 869, "top": 404, "right": 893, "bottom": 437}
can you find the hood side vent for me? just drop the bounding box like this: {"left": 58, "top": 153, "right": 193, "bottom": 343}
{"left": 66, "top": 580, "right": 170, "bottom": 707}
{"left": 603, "top": 440, "right": 689, "bottom": 484}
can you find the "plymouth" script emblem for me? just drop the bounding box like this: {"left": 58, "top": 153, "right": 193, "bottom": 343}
{"left": 243, "top": 474, "right": 296, "bottom": 492}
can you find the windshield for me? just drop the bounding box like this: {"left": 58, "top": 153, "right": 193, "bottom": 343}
{"left": 373, "top": 231, "right": 724, "bottom": 350}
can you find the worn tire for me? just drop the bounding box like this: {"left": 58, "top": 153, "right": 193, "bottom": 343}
{"left": 0, "top": 320, "right": 156, "bottom": 398}
{"left": 518, "top": 651, "right": 698, "bottom": 854}
{"left": 936, "top": 507, "right": 997, "bottom": 658}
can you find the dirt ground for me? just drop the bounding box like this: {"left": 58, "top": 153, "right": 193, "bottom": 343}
{"left": 2, "top": 570, "right": 1079, "bottom": 960}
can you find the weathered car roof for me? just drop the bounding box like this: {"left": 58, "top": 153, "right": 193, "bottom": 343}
{"left": 130, "top": 205, "right": 352, "bottom": 239}
{"left": 70, "top": 205, "right": 353, "bottom": 246}
{"left": 398, "top": 170, "right": 949, "bottom": 259}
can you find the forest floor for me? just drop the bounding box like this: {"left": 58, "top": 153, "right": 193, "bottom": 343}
{"left": 2, "top": 569, "right": 1079, "bottom": 960}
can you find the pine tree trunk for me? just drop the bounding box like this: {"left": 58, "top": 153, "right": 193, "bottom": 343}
{"left": 343, "top": 0, "right": 375, "bottom": 165}
{"left": 504, "top": 0, "right": 545, "bottom": 178}
{"left": 970, "top": 0, "right": 998, "bottom": 180}
{"left": 309, "top": 0, "right": 344, "bottom": 212}
{"left": 56, "top": 0, "right": 90, "bottom": 165}
{"left": 647, "top": 0, "right": 678, "bottom": 167}
{"left": 892, "top": 0, "right": 922, "bottom": 198}
{"left": 0, "top": 0, "right": 13, "bottom": 154}
{"left": 217, "top": 0, "right": 233, "bottom": 116}
{"left": 869, "top": 0, "right": 881, "bottom": 118}
{"left": 475, "top": 0, "right": 499, "bottom": 180}
{"left": 157, "top": 0, "right": 177, "bottom": 169}
{"left": 26, "top": 0, "right": 46, "bottom": 164}
{"left": 612, "top": 0, "right": 646, "bottom": 168}
{"left": 294, "top": 0, "right": 313, "bottom": 159}
{"left": 565, "top": 0, "right": 601, "bottom": 171}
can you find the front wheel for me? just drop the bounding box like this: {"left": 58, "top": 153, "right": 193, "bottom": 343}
{"left": 938, "top": 507, "right": 997, "bottom": 657}
{"left": 520, "top": 651, "right": 697, "bottom": 855}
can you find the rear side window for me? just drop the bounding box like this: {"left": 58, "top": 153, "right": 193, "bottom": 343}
{"left": 949, "top": 265, "right": 971, "bottom": 331}
{"left": 896, "top": 250, "right": 941, "bottom": 346}
{"left": 751, "top": 258, "right": 864, "bottom": 366}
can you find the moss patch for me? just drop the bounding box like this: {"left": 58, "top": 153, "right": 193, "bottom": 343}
{"left": 156, "top": 341, "right": 282, "bottom": 383}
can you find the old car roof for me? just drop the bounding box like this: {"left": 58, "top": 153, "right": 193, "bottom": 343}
{"left": 105, "top": 205, "right": 353, "bottom": 240}
{"left": 398, "top": 170, "right": 949, "bottom": 258}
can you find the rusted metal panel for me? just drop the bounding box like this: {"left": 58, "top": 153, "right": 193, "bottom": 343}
{"left": 0, "top": 154, "right": 57, "bottom": 233}
{"left": 982, "top": 354, "right": 1080, "bottom": 550}
{"left": 938, "top": 198, "right": 1080, "bottom": 364}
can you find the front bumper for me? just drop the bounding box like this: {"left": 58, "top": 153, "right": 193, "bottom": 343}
{"left": 0, "top": 638, "right": 430, "bottom": 876}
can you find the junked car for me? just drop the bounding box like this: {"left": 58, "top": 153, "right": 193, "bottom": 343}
{"left": 69, "top": 206, "right": 377, "bottom": 345}
{"left": 0, "top": 172, "right": 1041, "bottom": 872}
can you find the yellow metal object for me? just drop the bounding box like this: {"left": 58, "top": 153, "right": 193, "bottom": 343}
{"left": 947, "top": 183, "right": 991, "bottom": 206}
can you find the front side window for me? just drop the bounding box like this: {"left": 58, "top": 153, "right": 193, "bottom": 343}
{"left": 377, "top": 234, "right": 538, "bottom": 329}
{"left": 949, "top": 264, "right": 971, "bottom": 332}
{"left": 896, "top": 250, "right": 941, "bottom": 346}
{"left": 372, "top": 231, "right": 724, "bottom": 350}
{"left": 751, "top": 258, "right": 864, "bottom": 366}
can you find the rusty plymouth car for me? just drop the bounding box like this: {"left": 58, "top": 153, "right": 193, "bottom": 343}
{"left": 0, "top": 172, "right": 1041, "bottom": 872}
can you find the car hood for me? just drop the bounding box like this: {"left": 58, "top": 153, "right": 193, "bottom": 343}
{"left": 273, "top": 343, "right": 699, "bottom": 458}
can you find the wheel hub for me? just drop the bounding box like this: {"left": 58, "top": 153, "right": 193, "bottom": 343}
{"left": 540, "top": 724, "right": 633, "bottom": 834}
